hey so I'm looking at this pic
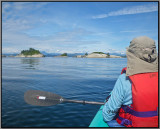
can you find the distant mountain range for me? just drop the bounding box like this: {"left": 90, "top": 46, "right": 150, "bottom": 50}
{"left": 40, "top": 51, "right": 126, "bottom": 57}
{"left": 40, "top": 51, "right": 86, "bottom": 57}
{"left": 2, "top": 53, "right": 18, "bottom": 56}
{"left": 2, "top": 51, "right": 126, "bottom": 57}
{"left": 109, "top": 52, "right": 126, "bottom": 57}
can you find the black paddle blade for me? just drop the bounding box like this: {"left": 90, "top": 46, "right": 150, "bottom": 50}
{"left": 24, "top": 90, "right": 64, "bottom": 106}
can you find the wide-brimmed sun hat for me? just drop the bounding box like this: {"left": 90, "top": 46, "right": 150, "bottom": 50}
{"left": 126, "top": 36, "right": 158, "bottom": 76}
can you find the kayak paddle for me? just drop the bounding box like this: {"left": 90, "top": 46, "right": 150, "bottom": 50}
{"left": 24, "top": 90, "right": 105, "bottom": 106}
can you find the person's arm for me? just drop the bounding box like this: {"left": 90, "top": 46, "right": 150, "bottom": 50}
{"left": 102, "top": 74, "right": 126, "bottom": 122}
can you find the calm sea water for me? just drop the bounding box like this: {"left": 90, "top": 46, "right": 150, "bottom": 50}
{"left": 2, "top": 57, "right": 127, "bottom": 127}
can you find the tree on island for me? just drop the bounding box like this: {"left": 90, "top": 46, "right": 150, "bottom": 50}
{"left": 61, "top": 53, "right": 67, "bottom": 56}
{"left": 106, "top": 52, "right": 110, "bottom": 57}
{"left": 85, "top": 52, "right": 88, "bottom": 56}
{"left": 21, "top": 48, "right": 41, "bottom": 55}
{"left": 92, "top": 52, "right": 105, "bottom": 54}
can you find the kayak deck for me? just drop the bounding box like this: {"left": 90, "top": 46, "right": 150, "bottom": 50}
{"left": 89, "top": 105, "right": 109, "bottom": 127}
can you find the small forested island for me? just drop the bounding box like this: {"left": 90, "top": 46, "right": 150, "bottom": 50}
{"left": 54, "top": 53, "right": 68, "bottom": 57}
{"left": 76, "top": 52, "right": 122, "bottom": 58}
{"left": 91, "top": 52, "right": 105, "bottom": 54}
{"left": 61, "top": 53, "right": 68, "bottom": 57}
{"left": 86, "top": 52, "right": 109, "bottom": 58}
{"left": 15, "top": 48, "right": 44, "bottom": 57}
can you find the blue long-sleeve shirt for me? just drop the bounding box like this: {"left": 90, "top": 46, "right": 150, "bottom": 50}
{"left": 103, "top": 73, "right": 132, "bottom": 122}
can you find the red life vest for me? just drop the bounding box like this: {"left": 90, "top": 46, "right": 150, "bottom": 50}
{"left": 116, "top": 67, "right": 158, "bottom": 127}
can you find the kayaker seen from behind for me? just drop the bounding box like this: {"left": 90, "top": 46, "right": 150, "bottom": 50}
{"left": 103, "top": 36, "right": 158, "bottom": 127}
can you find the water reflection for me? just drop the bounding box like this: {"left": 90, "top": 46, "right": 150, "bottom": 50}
{"left": 21, "top": 58, "right": 40, "bottom": 69}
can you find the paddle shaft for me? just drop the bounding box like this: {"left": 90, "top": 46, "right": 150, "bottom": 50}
{"left": 39, "top": 98, "right": 105, "bottom": 105}
{"left": 64, "top": 99, "right": 105, "bottom": 105}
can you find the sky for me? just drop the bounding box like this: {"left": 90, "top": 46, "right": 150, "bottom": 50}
{"left": 2, "top": 2, "right": 158, "bottom": 54}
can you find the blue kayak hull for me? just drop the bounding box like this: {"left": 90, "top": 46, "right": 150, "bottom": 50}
{"left": 89, "top": 105, "right": 109, "bottom": 127}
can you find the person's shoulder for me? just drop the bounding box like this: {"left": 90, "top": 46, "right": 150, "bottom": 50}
{"left": 118, "top": 73, "right": 126, "bottom": 79}
{"left": 118, "top": 73, "right": 130, "bottom": 82}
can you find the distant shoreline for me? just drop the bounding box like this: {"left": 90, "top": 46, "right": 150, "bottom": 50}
{"left": 15, "top": 54, "right": 44, "bottom": 58}
{"left": 2, "top": 54, "right": 126, "bottom": 58}
{"left": 2, "top": 50, "right": 126, "bottom": 58}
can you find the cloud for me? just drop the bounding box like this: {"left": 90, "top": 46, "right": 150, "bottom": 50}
{"left": 2, "top": 2, "right": 10, "bottom": 10}
{"left": 91, "top": 32, "right": 114, "bottom": 36}
{"left": 2, "top": 48, "right": 20, "bottom": 53}
{"left": 2, "top": 2, "right": 158, "bottom": 54}
{"left": 2, "top": 2, "right": 48, "bottom": 21}
{"left": 2, "top": 2, "right": 100, "bottom": 53}
{"left": 92, "top": 3, "right": 158, "bottom": 19}
{"left": 2, "top": 2, "right": 47, "bottom": 33}
{"left": 2, "top": 27, "right": 99, "bottom": 53}
{"left": 120, "top": 30, "right": 155, "bottom": 33}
